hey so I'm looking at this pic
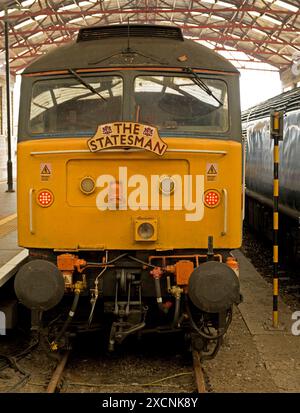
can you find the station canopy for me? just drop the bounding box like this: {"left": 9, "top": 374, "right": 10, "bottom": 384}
{"left": 0, "top": 0, "right": 299, "bottom": 74}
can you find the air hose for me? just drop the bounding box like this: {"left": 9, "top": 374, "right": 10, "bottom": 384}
{"left": 50, "top": 290, "right": 80, "bottom": 351}
{"left": 172, "top": 295, "right": 181, "bottom": 328}
{"left": 154, "top": 277, "right": 168, "bottom": 313}
{"left": 185, "top": 295, "right": 232, "bottom": 340}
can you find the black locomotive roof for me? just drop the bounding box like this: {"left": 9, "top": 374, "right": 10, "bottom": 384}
{"left": 242, "top": 86, "right": 300, "bottom": 123}
{"left": 23, "top": 24, "right": 239, "bottom": 74}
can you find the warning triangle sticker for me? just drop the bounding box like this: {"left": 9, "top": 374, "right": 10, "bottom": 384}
{"left": 41, "top": 165, "right": 51, "bottom": 175}
{"left": 207, "top": 164, "right": 217, "bottom": 175}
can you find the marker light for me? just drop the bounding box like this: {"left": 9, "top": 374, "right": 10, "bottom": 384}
{"left": 80, "top": 177, "right": 95, "bottom": 194}
{"left": 37, "top": 189, "right": 54, "bottom": 207}
{"left": 204, "top": 190, "right": 221, "bottom": 208}
{"left": 159, "top": 176, "right": 175, "bottom": 195}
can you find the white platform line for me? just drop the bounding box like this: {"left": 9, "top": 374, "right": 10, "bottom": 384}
{"left": 0, "top": 213, "right": 17, "bottom": 227}
{"left": 0, "top": 249, "right": 29, "bottom": 288}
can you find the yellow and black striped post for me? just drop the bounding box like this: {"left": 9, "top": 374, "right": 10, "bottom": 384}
{"left": 270, "top": 111, "right": 283, "bottom": 328}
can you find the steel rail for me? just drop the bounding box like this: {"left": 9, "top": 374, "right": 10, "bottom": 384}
{"left": 192, "top": 350, "right": 206, "bottom": 393}
{"left": 46, "top": 350, "right": 71, "bottom": 393}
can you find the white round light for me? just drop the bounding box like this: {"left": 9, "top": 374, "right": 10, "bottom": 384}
{"left": 80, "top": 177, "right": 95, "bottom": 194}
{"left": 159, "top": 176, "right": 175, "bottom": 195}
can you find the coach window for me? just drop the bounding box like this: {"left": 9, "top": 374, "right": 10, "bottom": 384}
{"left": 134, "top": 75, "right": 228, "bottom": 134}
{"left": 29, "top": 75, "right": 123, "bottom": 135}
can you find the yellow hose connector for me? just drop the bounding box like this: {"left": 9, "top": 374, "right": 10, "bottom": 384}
{"left": 50, "top": 341, "right": 58, "bottom": 352}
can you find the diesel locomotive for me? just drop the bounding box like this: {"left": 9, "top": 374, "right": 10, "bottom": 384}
{"left": 14, "top": 25, "right": 242, "bottom": 357}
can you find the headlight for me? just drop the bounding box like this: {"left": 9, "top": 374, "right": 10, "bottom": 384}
{"left": 135, "top": 219, "right": 157, "bottom": 242}
{"left": 138, "top": 223, "right": 155, "bottom": 240}
{"left": 80, "top": 177, "right": 95, "bottom": 194}
{"left": 159, "top": 176, "right": 175, "bottom": 195}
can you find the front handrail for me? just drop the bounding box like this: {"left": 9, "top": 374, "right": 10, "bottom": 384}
{"left": 221, "top": 188, "right": 228, "bottom": 236}
{"left": 29, "top": 188, "right": 35, "bottom": 234}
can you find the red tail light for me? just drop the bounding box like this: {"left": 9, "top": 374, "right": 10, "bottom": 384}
{"left": 204, "top": 189, "right": 221, "bottom": 208}
{"left": 37, "top": 189, "right": 54, "bottom": 207}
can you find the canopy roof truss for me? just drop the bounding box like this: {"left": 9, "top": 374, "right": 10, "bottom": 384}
{"left": 0, "top": 0, "right": 299, "bottom": 74}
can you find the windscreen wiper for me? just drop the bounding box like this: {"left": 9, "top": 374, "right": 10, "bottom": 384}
{"left": 68, "top": 68, "right": 107, "bottom": 102}
{"left": 184, "top": 67, "right": 223, "bottom": 107}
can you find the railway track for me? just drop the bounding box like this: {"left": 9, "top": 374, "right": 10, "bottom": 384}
{"left": 46, "top": 350, "right": 71, "bottom": 393}
{"left": 192, "top": 350, "right": 206, "bottom": 393}
{"left": 45, "top": 349, "right": 207, "bottom": 393}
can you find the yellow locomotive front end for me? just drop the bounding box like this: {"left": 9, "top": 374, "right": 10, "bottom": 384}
{"left": 15, "top": 25, "right": 242, "bottom": 357}
{"left": 18, "top": 135, "right": 242, "bottom": 251}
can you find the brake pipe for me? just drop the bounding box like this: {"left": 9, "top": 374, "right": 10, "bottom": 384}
{"left": 150, "top": 267, "right": 167, "bottom": 313}
{"left": 50, "top": 287, "right": 81, "bottom": 351}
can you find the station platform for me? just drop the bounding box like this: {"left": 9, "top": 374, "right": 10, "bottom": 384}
{"left": 232, "top": 249, "right": 300, "bottom": 392}
{"left": 0, "top": 181, "right": 16, "bottom": 220}
{"left": 0, "top": 182, "right": 28, "bottom": 288}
